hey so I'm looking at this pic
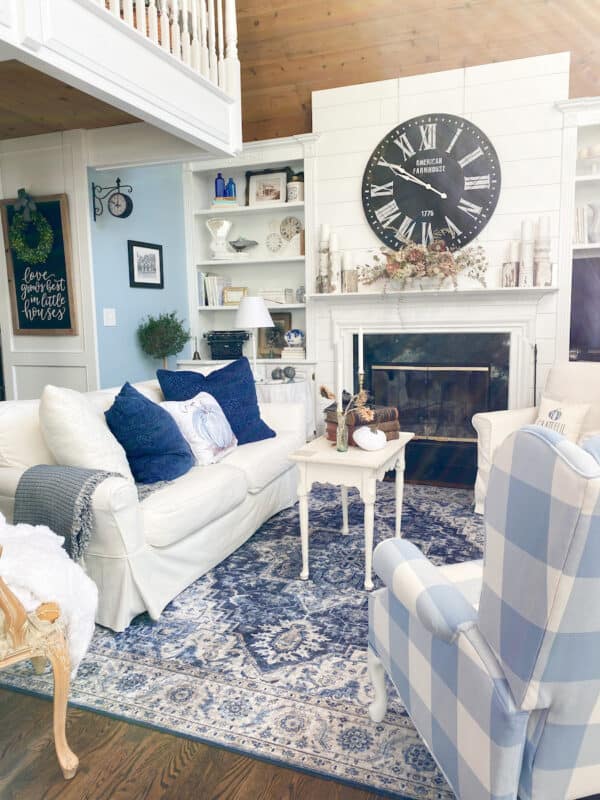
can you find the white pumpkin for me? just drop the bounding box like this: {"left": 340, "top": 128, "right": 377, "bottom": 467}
{"left": 353, "top": 426, "right": 387, "bottom": 451}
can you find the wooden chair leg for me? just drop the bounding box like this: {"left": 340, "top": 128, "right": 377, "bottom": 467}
{"left": 46, "top": 634, "right": 79, "bottom": 780}
{"left": 31, "top": 656, "right": 47, "bottom": 675}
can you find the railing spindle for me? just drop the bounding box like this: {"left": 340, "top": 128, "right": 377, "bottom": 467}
{"left": 190, "top": 0, "right": 201, "bottom": 71}
{"left": 147, "top": 0, "right": 159, "bottom": 43}
{"left": 122, "top": 0, "right": 134, "bottom": 26}
{"left": 171, "top": 0, "right": 182, "bottom": 61}
{"left": 108, "top": 0, "right": 119, "bottom": 17}
{"left": 199, "top": 0, "right": 210, "bottom": 79}
{"left": 207, "top": 0, "right": 217, "bottom": 84}
{"left": 181, "top": 0, "right": 191, "bottom": 65}
{"left": 224, "top": 0, "right": 239, "bottom": 96}
{"left": 216, "top": 0, "right": 225, "bottom": 88}
{"left": 135, "top": 0, "right": 146, "bottom": 33}
{"left": 159, "top": 0, "right": 171, "bottom": 51}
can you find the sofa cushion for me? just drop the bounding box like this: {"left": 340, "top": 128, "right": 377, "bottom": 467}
{"left": 105, "top": 383, "right": 194, "bottom": 484}
{"left": 161, "top": 391, "right": 237, "bottom": 465}
{"left": 157, "top": 358, "right": 276, "bottom": 446}
{"left": 0, "top": 400, "right": 55, "bottom": 469}
{"left": 40, "top": 385, "right": 134, "bottom": 481}
{"left": 534, "top": 395, "right": 590, "bottom": 443}
{"left": 222, "top": 431, "right": 298, "bottom": 494}
{"left": 141, "top": 463, "right": 247, "bottom": 547}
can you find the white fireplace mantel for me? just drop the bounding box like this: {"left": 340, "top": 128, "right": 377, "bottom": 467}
{"left": 322, "top": 287, "right": 557, "bottom": 410}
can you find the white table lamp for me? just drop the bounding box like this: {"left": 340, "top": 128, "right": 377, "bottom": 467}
{"left": 234, "top": 296, "right": 274, "bottom": 376}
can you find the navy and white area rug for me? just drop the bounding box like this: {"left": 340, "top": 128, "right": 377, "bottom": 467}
{"left": 1, "top": 483, "right": 483, "bottom": 799}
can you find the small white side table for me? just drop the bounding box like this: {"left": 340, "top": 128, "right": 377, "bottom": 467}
{"left": 289, "top": 433, "right": 414, "bottom": 590}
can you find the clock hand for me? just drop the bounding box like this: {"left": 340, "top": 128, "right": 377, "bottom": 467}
{"left": 380, "top": 159, "right": 448, "bottom": 199}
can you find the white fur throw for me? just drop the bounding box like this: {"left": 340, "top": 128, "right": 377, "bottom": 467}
{"left": 0, "top": 513, "right": 97, "bottom": 675}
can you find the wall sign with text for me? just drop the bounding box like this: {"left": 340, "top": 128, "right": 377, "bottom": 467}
{"left": 0, "top": 193, "right": 77, "bottom": 335}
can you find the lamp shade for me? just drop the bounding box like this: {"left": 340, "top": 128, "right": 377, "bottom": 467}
{"left": 235, "top": 296, "right": 274, "bottom": 329}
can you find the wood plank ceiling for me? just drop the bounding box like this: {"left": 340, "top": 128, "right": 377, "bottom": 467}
{"left": 0, "top": 60, "right": 137, "bottom": 140}
{"left": 238, "top": 0, "right": 600, "bottom": 141}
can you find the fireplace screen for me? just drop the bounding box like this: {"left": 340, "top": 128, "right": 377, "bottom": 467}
{"left": 372, "top": 365, "right": 491, "bottom": 442}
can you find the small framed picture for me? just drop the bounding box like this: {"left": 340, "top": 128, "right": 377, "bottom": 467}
{"left": 128, "top": 240, "right": 164, "bottom": 289}
{"left": 258, "top": 311, "right": 292, "bottom": 358}
{"left": 246, "top": 168, "right": 293, "bottom": 206}
{"left": 223, "top": 286, "right": 248, "bottom": 306}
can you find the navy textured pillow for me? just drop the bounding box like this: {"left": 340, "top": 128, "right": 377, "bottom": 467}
{"left": 157, "top": 358, "right": 276, "bottom": 446}
{"left": 105, "top": 383, "right": 195, "bottom": 484}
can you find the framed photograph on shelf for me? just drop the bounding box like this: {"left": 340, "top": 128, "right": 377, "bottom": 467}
{"left": 258, "top": 311, "right": 292, "bottom": 358}
{"left": 246, "top": 167, "right": 293, "bottom": 206}
{"left": 223, "top": 286, "right": 248, "bottom": 306}
{"left": 128, "top": 241, "right": 164, "bottom": 289}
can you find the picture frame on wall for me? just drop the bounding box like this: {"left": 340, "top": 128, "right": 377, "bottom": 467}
{"left": 258, "top": 311, "right": 292, "bottom": 358}
{"left": 246, "top": 167, "right": 293, "bottom": 207}
{"left": 223, "top": 286, "right": 248, "bottom": 306}
{"left": 128, "top": 240, "right": 164, "bottom": 289}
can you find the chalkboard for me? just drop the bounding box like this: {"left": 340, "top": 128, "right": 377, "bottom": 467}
{"left": 0, "top": 194, "right": 77, "bottom": 335}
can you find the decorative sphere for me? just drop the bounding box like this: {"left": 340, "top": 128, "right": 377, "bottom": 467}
{"left": 271, "top": 367, "right": 284, "bottom": 380}
{"left": 283, "top": 366, "right": 296, "bottom": 381}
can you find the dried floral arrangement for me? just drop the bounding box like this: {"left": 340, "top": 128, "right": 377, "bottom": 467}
{"left": 358, "top": 230, "right": 488, "bottom": 290}
{"left": 320, "top": 385, "right": 375, "bottom": 421}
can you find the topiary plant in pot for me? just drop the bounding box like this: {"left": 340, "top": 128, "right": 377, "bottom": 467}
{"left": 137, "top": 311, "right": 190, "bottom": 369}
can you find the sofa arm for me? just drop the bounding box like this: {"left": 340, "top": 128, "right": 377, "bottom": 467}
{"left": 472, "top": 407, "right": 537, "bottom": 513}
{"left": 259, "top": 402, "right": 304, "bottom": 440}
{"left": 0, "top": 467, "right": 25, "bottom": 521}
{"left": 373, "top": 538, "right": 477, "bottom": 643}
{"left": 88, "top": 477, "right": 145, "bottom": 559}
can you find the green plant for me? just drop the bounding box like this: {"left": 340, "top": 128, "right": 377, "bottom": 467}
{"left": 137, "top": 311, "right": 190, "bottom": 369}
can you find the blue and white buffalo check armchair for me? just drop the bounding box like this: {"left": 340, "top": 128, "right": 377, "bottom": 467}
{"left": 368, "top": 425, "right": 600, "bottom": 800}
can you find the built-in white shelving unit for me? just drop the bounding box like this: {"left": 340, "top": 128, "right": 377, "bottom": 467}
{"left": 182, "top": 135, "right": 318, "bottom": 362}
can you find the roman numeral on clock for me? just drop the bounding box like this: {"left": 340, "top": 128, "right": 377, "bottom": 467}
{"left": 464, "top": 175, "right": 491, "bottom": 191}
{"left": 370, "top": 181, "right": 394, "bottom": 197}
{"left": 394, "top": 214, "right": 416, "bottom": 243}
{"left": 458, "top": 147, "right": 484, "bottom": 169}
{"left": 393, "top": 133, "right": 416, "bottom": 161}
{"left": 419, "top": 123, "right": 436, "bottom": 150}
{"left": 375, "top": 199, "right": 402, "bottom": 228}
{"left": 446, "top": 127, "right": 463, "bottom": 153}
{"left": 457, "top": 197, "right": 483, "bottom": 219}
{"left": 421, "top": 222, "right": 434, "bottom": 246}
{"left": 444, "top": 216, "right": 462, "bottom": 239}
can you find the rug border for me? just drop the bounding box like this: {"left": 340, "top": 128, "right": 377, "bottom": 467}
{"left": 0, "top": 681, "right": 423, "bottom": 800}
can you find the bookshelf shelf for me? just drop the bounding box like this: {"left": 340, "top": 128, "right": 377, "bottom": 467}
{"left": 196, "top": 256, "right": 305, "bottom": 267}
{"left": 198, "top": 303, "right": 306, "bottom": 312}
{"left": 194, "top": 202, "right": 304, "bottom": 216}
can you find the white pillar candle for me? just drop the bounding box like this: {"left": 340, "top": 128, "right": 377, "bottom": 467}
{"left": 510, "top": 240, "right": 520, "bottom": 263}
{"left": 358, "top": 327, "right": 364, "bottom": 374}
{"left": 320, "top": 224, "right": 330, "bottom": 244}
{"left": 538, "top": 215, "right": 551, "bottom": 241}
{"left": 329, "top": 232, "right": 339, "bottom": 252}
{"left": 342, "top": 251, "right": 352, "bottom": 269}
{"left": 521, "top": 219, "right": 534, "bottom": 242}
{"left": 336, "top": 346, "right": 343, "bottom": 410}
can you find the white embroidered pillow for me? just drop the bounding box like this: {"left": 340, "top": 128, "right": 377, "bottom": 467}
{"left": 161, "top": 391, "right": 237, "bottom": 466}
{"left": 39, "top": 385, "right": 134, "bottom": 481}
{"left": 534, "top": 396, "right": 590, "bottom": 443}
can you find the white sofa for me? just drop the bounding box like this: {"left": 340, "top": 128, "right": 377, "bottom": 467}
{"left": 0, "top": 379, "right": 305, "bottom": 631}
{"left": 472, "top": 362, "right": 600, "bottom": 513}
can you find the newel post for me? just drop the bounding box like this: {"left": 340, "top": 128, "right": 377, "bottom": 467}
{"left": 224, "top": 0, "right": 240, "bottom": 99}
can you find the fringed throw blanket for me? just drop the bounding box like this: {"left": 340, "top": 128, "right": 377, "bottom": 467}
{"left": 13, "top": 465, "right": 117, "bottom": 561}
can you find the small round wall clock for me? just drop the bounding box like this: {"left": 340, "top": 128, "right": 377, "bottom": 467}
{"left": 108, "top": 190, "right": 133, "bottom": 219}
{"left": 362, "top": 113, "right": 501, "bottom": 250}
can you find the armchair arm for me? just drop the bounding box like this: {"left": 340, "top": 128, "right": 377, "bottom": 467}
{"left": 472, "top": 406, "right": 537, "bottom": 513}
{"left": 88, "top": 477, "right": 145, "bottom": 559}
{"left": 373, "top": 539, "right": 477, "bottom": 643}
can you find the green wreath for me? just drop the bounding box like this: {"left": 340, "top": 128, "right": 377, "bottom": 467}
{"left": 9, "top": 210, "right": 54, "bottom": 265}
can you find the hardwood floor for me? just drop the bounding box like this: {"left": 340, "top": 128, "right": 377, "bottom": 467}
{"left": 0, "top": 688, "right": 383, "bottom": 800}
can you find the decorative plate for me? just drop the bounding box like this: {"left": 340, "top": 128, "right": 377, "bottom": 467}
{"left": 280, "top": 216, "right": 302, "bottom": 241}
{"left": 266, "top": 232, "right": 284, "bottom": 253}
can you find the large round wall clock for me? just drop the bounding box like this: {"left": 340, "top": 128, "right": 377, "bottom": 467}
{"left": 362, "top": 113, "right": 501, "bottom": 250}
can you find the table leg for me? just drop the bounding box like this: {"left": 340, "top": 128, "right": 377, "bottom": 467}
{"left": 395, "top": 451, "right": 406, "bottom": 538}
{"left": 298, "top": 477, "right": 310, "bottom": 580}
{"left": 361, "top": 479, "right": 376, "bottom": 591}
{"left": 341, "top": 485, "right": 349, "bottom": 535}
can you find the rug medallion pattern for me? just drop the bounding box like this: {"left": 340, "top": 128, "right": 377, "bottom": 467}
{"left": 1, "top": 483, "right": 483, "bottom": 799}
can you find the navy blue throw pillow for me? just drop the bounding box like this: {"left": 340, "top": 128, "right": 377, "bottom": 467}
{"left": 157, "top": 358, "right": 276, "bottom": 446}
{"left": 105, "top": 383, "right": 195, "bottom": 484}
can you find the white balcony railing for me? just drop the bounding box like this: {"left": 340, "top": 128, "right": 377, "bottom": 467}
{"left": 97, "top": 0, "right": 239, "bottom": 98}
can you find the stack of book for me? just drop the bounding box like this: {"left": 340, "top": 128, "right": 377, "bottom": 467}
{"left": 325, "top": 405, "right": 400, "bottom": 446}
{"left": 198, "top": 272, "right": 231, "bottom": 307}
{"left": 281, "top": 347, "right": 306, "bottom": 361}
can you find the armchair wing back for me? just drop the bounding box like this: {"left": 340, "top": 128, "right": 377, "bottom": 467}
{"left": 369, "top": 426, "right": 600, "bottom": 800}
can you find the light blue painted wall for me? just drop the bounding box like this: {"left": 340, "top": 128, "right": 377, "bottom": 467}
{"left": 89, "top": 163, "right": 191, "bottom": 388}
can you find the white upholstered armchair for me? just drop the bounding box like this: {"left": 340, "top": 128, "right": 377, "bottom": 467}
{"left": 472, "top": 362, "right": 600, "bottom": 513}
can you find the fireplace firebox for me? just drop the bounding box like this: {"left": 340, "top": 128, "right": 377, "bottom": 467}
{"left": 354, "top": 333, "right": 510, "bottom": 486}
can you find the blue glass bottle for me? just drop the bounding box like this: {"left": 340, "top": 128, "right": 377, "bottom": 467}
{"left": 214, "top": 172, "right": 225, "bottom": 198}
{"left": 225, "top": 177, "right": 237, "bottom": 199}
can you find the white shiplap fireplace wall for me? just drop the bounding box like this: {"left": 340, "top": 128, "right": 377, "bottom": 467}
{"left": 308, "top": 53, "right": 573, "bottom": 415}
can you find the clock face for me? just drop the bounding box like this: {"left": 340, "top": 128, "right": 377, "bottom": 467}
{"left": 362, "top": 114, "right": 501, "bottom": 250}
{"left": 108, "top": 191, "right": 133, "bottom": 218}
